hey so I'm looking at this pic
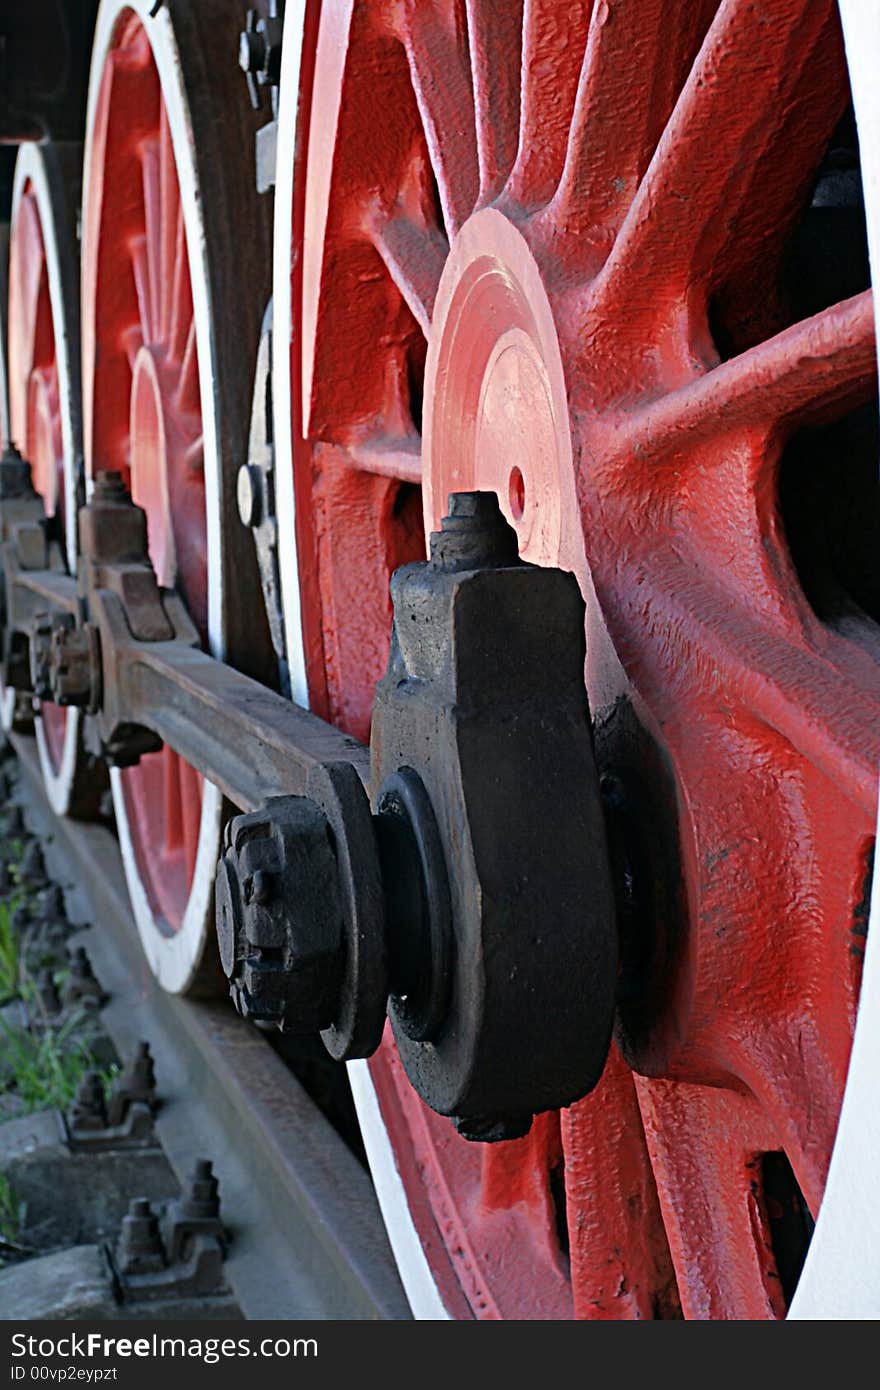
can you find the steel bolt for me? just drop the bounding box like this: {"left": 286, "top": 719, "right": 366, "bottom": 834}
{"left": 428, "top": 491, "right": 520, "bottom": 572}
{"left": 180, "top": 1159, "right": 221, "bottom": 1220}
{"left": 238, "top": 9, "right": 282, "bottom": 107}
{"left": 69, "top": 1070, "right": 107, "bottom": 1131}
{"left": 91, "top": 470, "right": 129, "bottom": 502}
{"left": 106, "top": 1041, "right": 157, "bottom": 1126}
{"left": 164, "top": 1157, "right": 226, "bottom": 1263}
{"left": 49, "top": 616, "right": 100, "bottom": 710}
{"left": 238, "top": 20, "right": 265, "bottom": 74}
{"left": 116, "top": 1198, "right": 166, "bottom": 1275}
{"left": 215, "top": 797, "right": 344, "bottom": 1033}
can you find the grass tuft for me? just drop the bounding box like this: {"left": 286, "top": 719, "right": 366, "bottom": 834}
{"left": 0, "top": 1012, "right": 114, "bottom": 1115}
{"left": 0, "top": 901, "right": 17, "bottom": 1005}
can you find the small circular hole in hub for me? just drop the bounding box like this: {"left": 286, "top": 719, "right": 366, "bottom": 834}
{"left": 508, "top": 466, "right": 526, "bottom": 521}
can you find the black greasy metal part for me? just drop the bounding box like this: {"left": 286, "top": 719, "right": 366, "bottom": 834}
{"left": 374, "top": 767, "right": 452, "bottom": 1043}
{"left": 371, "top": 492, "right": 618, "bottom": 1130}
{"left": 307, "top": 759, "right": 388, "bottom": 1062}
{"left": 216, "top": 795, "right": 345, "bottom": 1033}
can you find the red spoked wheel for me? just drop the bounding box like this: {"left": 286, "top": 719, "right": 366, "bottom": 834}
{"left": 275, "top": 0, "right": 880, "bottom": 1318}
{"left": 82, "top": 0, "right": 271, "bottom": 991}
{"left": 6, "top": 143, "right": 92, "bottom": 812}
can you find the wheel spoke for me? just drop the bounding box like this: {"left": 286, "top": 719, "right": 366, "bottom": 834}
{"left": 129, "top": 235, "right": 155, "bottom": 346}
{"left": 464, "top": 0, "right": 523, "bottom": 202}
{"left": 592, "top": 0, "right": 848, "bottom": 323}
{"left": 345, "top": 437, "right": 422, "bottom": 484}
{"left": 594, "top": 544, "right": 880, "bottom": 808}
{"left": 563, "top": 1051, "right": 681, "bottom": 1319}
{"left": 162, "top": 742, "right": 183, "bottom": 852}
{"left": 545, "top": 0, "right": 717, "bottom": 260}
{"left": 140, "top": 136, "right": 162, "bottom": 344}
{"left": 398, "top": 0, "right": 479, "bottom": 237}
{"left": 506, "top": 0, "right": 591, "bottom": 209}
{"left": 158, "top": 104, "right": 180, "bottom": 345}
{"left": 167, "top": 204, "right": 191, "bottom": 365}
{"left": 636, "top": 1079, "right": 788, "bottom": 1318}
{"left": 306, "top": 449, "right": 424, "bottom": 740}
{"left": 601, "top": 292, "right": 876, "bottom": 464}
{"left": 179, "top": 757, "right": 203, "bottom": 880}
{"left": 372, "top": 216, "right": 447, "bottom": 338}
{"left": 177, "top": 317, "right": 199, "bottom": 415}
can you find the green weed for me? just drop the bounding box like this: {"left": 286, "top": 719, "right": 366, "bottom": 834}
{"left": 0, "top": 1171, "right": 25, "bottom": 1267}
{"left": 0, "top": 1012, "right": 113, "bottom": 1115}
{"left": 0, "top": 901, "right": 17, "bottom": 1005}
{"left": 0, "top": 1172, "right": 20, "bottom": 1243}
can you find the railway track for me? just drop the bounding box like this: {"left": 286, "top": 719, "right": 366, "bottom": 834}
{"left": 8, "top": 731, "right": 411, "bottom": 1322}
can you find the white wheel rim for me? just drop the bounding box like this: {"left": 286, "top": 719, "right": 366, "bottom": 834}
{"left": 276, "top": 0, "right": 880, "bottom": 1319}
{"left": 83, "top": 0, "right": 224, "bottom": 994}
{"left": 8, "top": 144, "right": 82, "bottom": 806}
{"left": 787, "top": 0, "right": 880, "bottom": 1319}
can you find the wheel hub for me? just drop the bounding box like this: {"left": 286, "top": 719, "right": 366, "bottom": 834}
{"left": 423, "top": 210, "right": 577, "bottom": 568}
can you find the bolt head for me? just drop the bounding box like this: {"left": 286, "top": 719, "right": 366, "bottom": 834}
{"left": 214, "top": 797, "right": 346, "bottom": 1033}
{"left": 239, "top": 26, "right": 265, "bottom": 74}
{"left": 236, "top": 463, "right": 263, "bottom": 528}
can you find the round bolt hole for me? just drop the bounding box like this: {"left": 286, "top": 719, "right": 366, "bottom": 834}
{"left": 508, "top": 466, "right": 526, "bottom": 522}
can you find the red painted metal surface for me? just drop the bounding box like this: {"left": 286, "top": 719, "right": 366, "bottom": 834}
{"left": 287, "top": 0, "right": 879, "bottom": 1317}
{"left": 7, "top": 177, "right": 69, "bottom": 770}
{"left": 82, "top": 14, "right": 206, "bottom": 930}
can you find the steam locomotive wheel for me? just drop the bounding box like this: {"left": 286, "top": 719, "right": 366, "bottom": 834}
{"left": 275, "top": 0, "right": 880, "bottom": 1318}
{"left": 82, "top": 0, "right": 270, "bottom": 992}
{"left": 6, "top": 142, "right": 95, "bottom": 815}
